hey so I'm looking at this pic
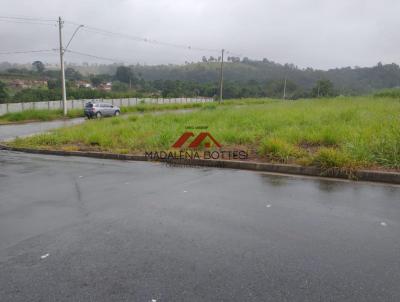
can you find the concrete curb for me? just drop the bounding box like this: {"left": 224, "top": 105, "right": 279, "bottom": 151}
{"left": 1, "top": 144, "right": 399, "bottom": 184}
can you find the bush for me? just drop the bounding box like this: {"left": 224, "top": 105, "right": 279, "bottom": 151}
{"left": 0, "top": 80, "right": 9, "bottom": 102}
{"left": 311, "top": 147, "right": 350, "bottom": 169}
{"left": 259, "top": 137, "right": 304, "bottom": 161}
{"left": 374, "top": 88, "right": 400, "bottom": 98}
{"left": 11, "top": 87, "right": 141, "bottom": 103}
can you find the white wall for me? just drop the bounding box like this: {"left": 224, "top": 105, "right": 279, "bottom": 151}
{"left": 0, "top": 97, "right": 213, "bottom": 116}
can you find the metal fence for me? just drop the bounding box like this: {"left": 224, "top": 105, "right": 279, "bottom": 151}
{"left": 0, "top": 97, "right": 214, "bottom": 116}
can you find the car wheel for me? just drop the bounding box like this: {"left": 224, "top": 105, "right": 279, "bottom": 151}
{"left": 114, "top": 110, "right": 120, "bottom": 116}
{"left": 96, "top": 112, "right": 102, "bottom": 119}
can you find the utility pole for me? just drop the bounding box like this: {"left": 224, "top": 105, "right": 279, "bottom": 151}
{"left": 219, "top": 49, "right": 224, "bottom": 102}
{"left": 58, "top": 17, "right": 67, "bottom": 116}
{"left": 283, "top": 77, "right": 287, "bottom": 99}
{"left": 58, "top": 17, "right": 83, "bottom": 116}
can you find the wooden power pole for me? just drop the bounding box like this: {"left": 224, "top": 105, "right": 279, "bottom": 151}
{"left": 283, "top": 78, "right": 287, "bottom": 99}
{"left": 219, "top": 49, "right": 224, "bottom": 102}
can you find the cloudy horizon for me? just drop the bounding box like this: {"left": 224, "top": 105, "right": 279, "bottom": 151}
{"left": 1, "top": 0, "right": 399, "bottom": 70}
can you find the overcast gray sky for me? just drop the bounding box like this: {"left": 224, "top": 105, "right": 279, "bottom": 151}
{"left": 1, "top": 0, "right": 399, "bottom": 69}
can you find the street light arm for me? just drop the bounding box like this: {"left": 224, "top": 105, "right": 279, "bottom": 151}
{"left": 64, "top": 24, "right": 84, "bottom": 53}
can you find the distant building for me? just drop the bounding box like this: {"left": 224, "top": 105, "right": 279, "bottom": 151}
{"left": 8, "top": 79, "right": 47, "bottom": 90}
{"left": 98, "top": 82, "right": 112, "bottom": 91}
{"left": 76, "top": 80, "right": 92, "bottom": 89}
{"left": 9, "top": 79, "right": 29, "bottom": 89}
{"left": 32, "top": 80, "right": 47, "bottom": 87}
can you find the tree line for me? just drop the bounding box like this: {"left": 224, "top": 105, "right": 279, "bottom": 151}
{"left": 1, "top": 57, "right": 392, "bottom": 103}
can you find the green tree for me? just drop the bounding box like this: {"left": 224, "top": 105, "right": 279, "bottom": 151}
{"left": 47, "top": 79, "right": 61, "bottom": 89}
{"left": 112, "top": 81, "right": 129, "bottom": 92}
{"left": 90, "top": 74, "right": 111, "bottom": 87}
{"left": 0, "top": 81, "right": 8, "bottom": 103}
{"left": 90, "top": 76, "right": 102, "bottom": 87}
{"left": 65, "top": 68, "right": 82, "bottom": 80}
{"left": 32, "top": 61, "right": 45, "bottom": 73}
{"left": 264, "top": 79, "right": 299, "bottom": 98}
{"left": 312, "top": 79, "right": 336, "bottom": 97}
{"left": 115, "top": 66, "right": 138, "bottom": 84}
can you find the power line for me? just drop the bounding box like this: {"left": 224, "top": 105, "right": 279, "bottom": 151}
{"left": 1, "top": 14, "right": 243, "bottom": 81}
{"left": 82, "top": 27, "right": 220, "bottom": 53}
{"left": 0, "top": 14, "right": 241, "bottom": 57}
{"left": 73, "top": 22, "right": 243, "bottom": 57}
{"left": 0, "top": 14, "right": 242, "bottom": 57}
{"left": 66, "top": 49, "right": 130, "bottom": 63}
{"left": 0, "top": 49, "right": 57, "bottom": 55}
{"left": 0, "top": 15, "right": 57, "bottom": 22}
{"left": 225, "top": 50, "right": 242, "bottom": 57}
{"left": 64, "top": 20, "right": 221, "bottom": 53}
{"left": 0, "top": 19, "right": 57, "bottom": 26}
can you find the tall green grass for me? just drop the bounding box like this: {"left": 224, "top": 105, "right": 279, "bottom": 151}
{"left": 9, "top": 97, "right": 400, "bottom": 170}
{"left": 0, "top": 99, "right": 272, "bottom": 124}
{"left": 0, "top": 109, "right": 83, "bottom": 123}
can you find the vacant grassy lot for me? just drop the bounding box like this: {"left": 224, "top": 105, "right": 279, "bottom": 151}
{"left": 0, "top": 99, "right": 266, "bottom": 124}
{"left": 7, "top": 97, "right": 400, "bottom": 170}
{"left": 0, "top": 103, "right": 202, "bottom": 124}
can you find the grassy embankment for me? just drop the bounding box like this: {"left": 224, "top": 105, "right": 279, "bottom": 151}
{"left": 0, "top": 109, "right": 83, "bottom": 124}
{"left": 0, "top": 99, "right": 270, "bottom": 124}
{"left": 7, "top": 96, "right": 400, "bottom": 170}
{"left": 0, "top": 102, "right": 197, "bottom": 124}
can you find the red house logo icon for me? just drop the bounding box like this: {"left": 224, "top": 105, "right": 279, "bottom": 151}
{"left": 172, "top": 132, "right": 222, "bottom": 149}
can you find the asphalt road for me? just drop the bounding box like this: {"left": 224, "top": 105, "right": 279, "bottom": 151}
{"left": 0, "top": 151, "right": 399, "bottom": 301}
{"left": 0, "top": 118, "right": 85, "bottom": 142}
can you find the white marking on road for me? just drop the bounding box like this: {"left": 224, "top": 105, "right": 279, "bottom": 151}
{"left": 183, "top": 190, "right": 187, "bottom": 193}
{"left": 78, "top": 176, "right": 83, "bottom": 178}
{"left": 266, "top": 204, "right": 271, "bottom": 208}
{"left": 380, "top": 222, "right": 388, "bottom": 226}
{"left": 40, "top": 253, "right": 50, "bottom": 259}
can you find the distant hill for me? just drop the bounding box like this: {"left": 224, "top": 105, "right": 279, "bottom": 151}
{"left": 131, "top": 60, "right": 400, "bottom": 95}
{"left": 2, "top": 59, "right": 400, "bottom": 95}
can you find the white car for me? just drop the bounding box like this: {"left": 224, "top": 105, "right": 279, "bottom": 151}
{"left": 84, "top": 102, "right": 121, "bottom": 119}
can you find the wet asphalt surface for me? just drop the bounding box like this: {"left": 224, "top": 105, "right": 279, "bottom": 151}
{"left": 0, "top": 118, "right": 85, "bottom": 142}
{"left": 0, "top": 151, "right": 399, "bottom": 301}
